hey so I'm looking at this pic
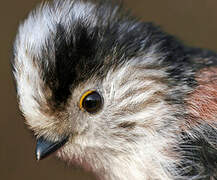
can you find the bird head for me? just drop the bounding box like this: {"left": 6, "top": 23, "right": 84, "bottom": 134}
{"left": 11, "top": 0, "right": 194, "bottom": 179}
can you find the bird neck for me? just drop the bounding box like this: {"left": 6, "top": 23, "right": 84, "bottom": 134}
{"left": 79, "top": 144, "right": 175, "bottom": 180}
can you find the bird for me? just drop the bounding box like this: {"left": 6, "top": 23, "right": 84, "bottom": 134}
{"left": 11, "top": 0, "right": 217, "bottom": 179}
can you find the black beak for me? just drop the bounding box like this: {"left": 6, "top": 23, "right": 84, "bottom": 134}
{"left": 35, "top": 136, "right": 69, "bottom": 160}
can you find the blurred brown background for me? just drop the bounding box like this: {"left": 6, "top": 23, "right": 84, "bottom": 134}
{"left": 1, "top": 0, "right": 217, "bottom": 179}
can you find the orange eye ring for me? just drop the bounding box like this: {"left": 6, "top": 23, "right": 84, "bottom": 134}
{"left": 79, "top": 90, "right": 95, "bottom": 110}
{"left": 79, "top": 90, "right": 103, "bottom": 113}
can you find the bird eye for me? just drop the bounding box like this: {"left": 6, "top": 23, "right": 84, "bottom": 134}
{"left": 79, "top": 90, "right": 103, "bottom": 113}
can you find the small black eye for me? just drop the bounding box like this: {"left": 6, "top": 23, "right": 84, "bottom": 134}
{"left": 80, "top": 91, "right": 103, "bottom": 113}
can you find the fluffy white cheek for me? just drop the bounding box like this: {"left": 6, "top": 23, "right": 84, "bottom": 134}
{"left": 56, "top": 145, "right": 91, "bottom": 170}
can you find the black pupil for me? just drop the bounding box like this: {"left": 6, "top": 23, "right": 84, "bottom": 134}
{"left": 82, "top": 92, "right": 102, "bottom": 113}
